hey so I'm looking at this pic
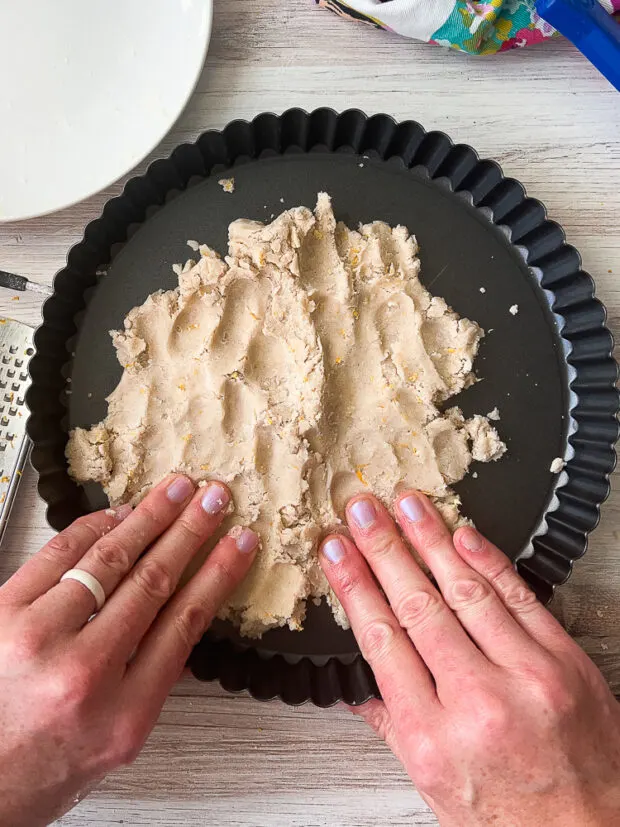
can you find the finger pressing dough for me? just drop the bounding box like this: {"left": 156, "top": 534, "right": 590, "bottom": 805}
{"left": 67, "top": 193, "right": 505, "bottom": 637}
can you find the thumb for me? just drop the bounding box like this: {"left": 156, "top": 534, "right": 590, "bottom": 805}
{"left": 346, "top": 699, "right": 405, "bottom": 764}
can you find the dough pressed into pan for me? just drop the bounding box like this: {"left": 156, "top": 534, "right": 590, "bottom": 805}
{"left": 67, "top": 193, "right": 505, "bottom": 637}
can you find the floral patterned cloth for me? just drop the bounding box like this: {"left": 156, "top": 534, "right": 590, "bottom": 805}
{"left": 316, "top": 0, "right": 620, "bottom": 55}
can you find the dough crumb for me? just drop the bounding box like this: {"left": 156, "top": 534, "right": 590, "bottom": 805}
{"left": 67, "top": 193, "right": 506, "bottom": 638}
{"left": 465, "top": 415, "right": 507, "bottom": 463}
{"left": 66, "top": 425, "right": 111, "bottom": 484}
{"left": 218, "top": 177, "right": 235, "bottom": 193}
{"left": 487, "top": 407, "right": 500, "bottom": 421}
{"left": 479, "top": 287, "right": 486, "bottom": 293}
{"left": 509, "top": 304, "right": 519, "bottom": 315}
{"left": 550, "top": 457, "right": 565, "bottom": 473}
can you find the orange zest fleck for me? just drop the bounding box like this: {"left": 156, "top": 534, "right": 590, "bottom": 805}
{"left": 355, "top": 465, "right": 369, "bottom": 486}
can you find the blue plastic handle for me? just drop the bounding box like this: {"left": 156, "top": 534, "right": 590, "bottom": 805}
{"left": 536, "top": 0, "right": 620, "bottom": 91}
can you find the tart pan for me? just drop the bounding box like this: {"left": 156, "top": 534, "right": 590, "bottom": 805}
{"left": 26, "top": 109, "right": 619, "bottom": 706}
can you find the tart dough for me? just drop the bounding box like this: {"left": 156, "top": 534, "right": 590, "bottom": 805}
{"left": 67, "top": 193, "right": 505, "bottom": 637}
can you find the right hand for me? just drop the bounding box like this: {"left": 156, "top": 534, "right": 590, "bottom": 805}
{"left": 320, "top": 490, "right": 620, "bottom": 827}
{"left": 0, "top": 474, "right": 258, "bottom": 827}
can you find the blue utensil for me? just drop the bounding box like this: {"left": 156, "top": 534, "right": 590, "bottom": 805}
{"left": 536, "top": 0, "right": 620, "bottom": 91}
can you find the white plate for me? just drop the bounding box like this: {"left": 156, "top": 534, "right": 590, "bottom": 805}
{"left": 0, "top": 0, "right": 212, "bottom": 222}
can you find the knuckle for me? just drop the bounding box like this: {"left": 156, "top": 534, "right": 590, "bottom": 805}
{"left": 472, "top": 692, "right": 511, "bottom": 741}
{"left": 542, "top": 683, "right": 577, "bottom": 721}
{"left": 502, "top": 581, "right": 539, "bottom": 613}
{"left": 445, "top": 577, "right": 491, "bottom": 612}
{"left": 408, "top": 733, "right": 445, "bottom": 792}
{"left": 136, "top": 500, "right": 164, "bottom": 526}
{"left": 0, "top": 625, "right": 44, "bottom": 665}
{"left": 365, "top": 532, "right": 402, "bottom": 561}
{"left": 487, "top": 565, "right": 515, "bottom": 594}
{"left": 395, "top": 589, "right": 442, "bottom": 633}
{"left": 175, "top": 604, "right": 209, "bottom": 649}
{"left": 418, "top": 525, "right": 446, "bottom": 553}
{"left": 208, "top": 558, "right": 236, "bottom": 593}
{"left": 335, "top": 567, "right": 362, "bottom": 599}
{"left": 72, "top": 514, "right": 102, "bottom": 536}
{"left": 43, "top": 531, "right": 84, "bottom": 567}
{"left": 527, "top": 662, "right": 576, "bottom": 719}
{"left": 108, "top": 719, "right": 145, "bottom": 768}
{"left": 358, "top": 618, "right": 399, "bottom": 661}
{"left": 133, "top": 558, "right": 176, "bottom": 602}
{"left": 91, "top": 537, "right": 132, "bottom": 576}
{"left": 173, "top": 517, "right": 208, "bottom": 548}
{"left": 488, "top": 566, "right": 539, "bottom": 613}
{"left": 46, "top": 658, "right": 96, "bottom": 708}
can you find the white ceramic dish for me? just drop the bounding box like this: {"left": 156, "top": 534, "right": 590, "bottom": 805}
{"left": 0, "top": 0, "right": 212, "bottom": 222}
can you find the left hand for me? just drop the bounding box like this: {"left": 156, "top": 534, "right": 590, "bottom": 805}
{"left": 0, "top": 474, "right": 258, "bottom": 827}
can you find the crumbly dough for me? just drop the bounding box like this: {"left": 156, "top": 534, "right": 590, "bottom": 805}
{"left": 67, "top": 193, "right": 506, "bottom": 637}
{"left": 218, "top": 177, "right": 235, "bottom": 193}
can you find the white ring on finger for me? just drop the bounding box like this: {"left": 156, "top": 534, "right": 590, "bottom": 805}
{"left": 60, "top": 569, "right": 106, "bottom": 612}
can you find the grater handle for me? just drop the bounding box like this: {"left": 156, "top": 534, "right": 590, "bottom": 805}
{"left": 0, "top": 271, "right": 29, "bottom": 292}
{"left": 0, "top": 436, "right": 31, "bottom": 547}
{"left": 0, "top": 270, "right": 53, "bottom": 297}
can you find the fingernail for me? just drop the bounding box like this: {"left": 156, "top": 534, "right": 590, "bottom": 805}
{"left": 233, "top": 527, "right": 259, "bottom": 554}
{"left": 201, "top": 483, "right": 230, "bottom": 515}
{"left": 349, "top": 498, "right": 376, "bottom": 530}
{"left": 399, "top": 493, "right": 425, "bottom": 523}
{"left": 460, "top": 527, "right": 484, "bottom": 552}
{"left": 113, "top": 504, "right": 133, "bottom": 522}
{"left": 166, "top": 475, "right": 195, "bottom": 503}
{"left": 322, "top": 537, "right": 346, "bottom": 564}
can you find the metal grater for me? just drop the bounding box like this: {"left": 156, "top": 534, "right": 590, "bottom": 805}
{"left": 0, "top": 317, "right": 34, "bottom": 544}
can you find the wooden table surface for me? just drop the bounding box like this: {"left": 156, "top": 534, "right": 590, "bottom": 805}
{"left": 1, "top": 2, "right": 619, "bottom": 824}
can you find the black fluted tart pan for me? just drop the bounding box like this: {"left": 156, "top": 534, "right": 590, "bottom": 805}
{"left": 26, "top": 109, "right": 619, "bottom": 707}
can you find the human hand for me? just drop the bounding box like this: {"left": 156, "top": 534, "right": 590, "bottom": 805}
{"left": 0, "top": 475, "right": 257, "bottom": 827}
{"left": 320, "top": 491, "right": 620, "bottom": 827}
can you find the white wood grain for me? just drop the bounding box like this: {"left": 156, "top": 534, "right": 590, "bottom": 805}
{"left": 1, "top": 1, "right": 619, "bottom": 824}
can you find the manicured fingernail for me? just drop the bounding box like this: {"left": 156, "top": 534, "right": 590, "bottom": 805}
{"left": 166, "top": 475, "right": 195, "bottom": 502}
{"left": 460, "top": 527, "right": 484, "bottom": 552}
{"left": 232, "top": 527, "right": 259, "bottom": 554}
{"left": 399, "top": 493, "right": 425, "bottom": 523}
{"left": 349, "top": 498, "right": 376, "bottom": 529}
{"left": 201, "top": 483, "right": 230, "bottom": 515}
{"left": 322, "top": 537, "right": 346, "bottom": 564}
{"left": 113, "top": 504, "right": 132, "bottom": 521}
